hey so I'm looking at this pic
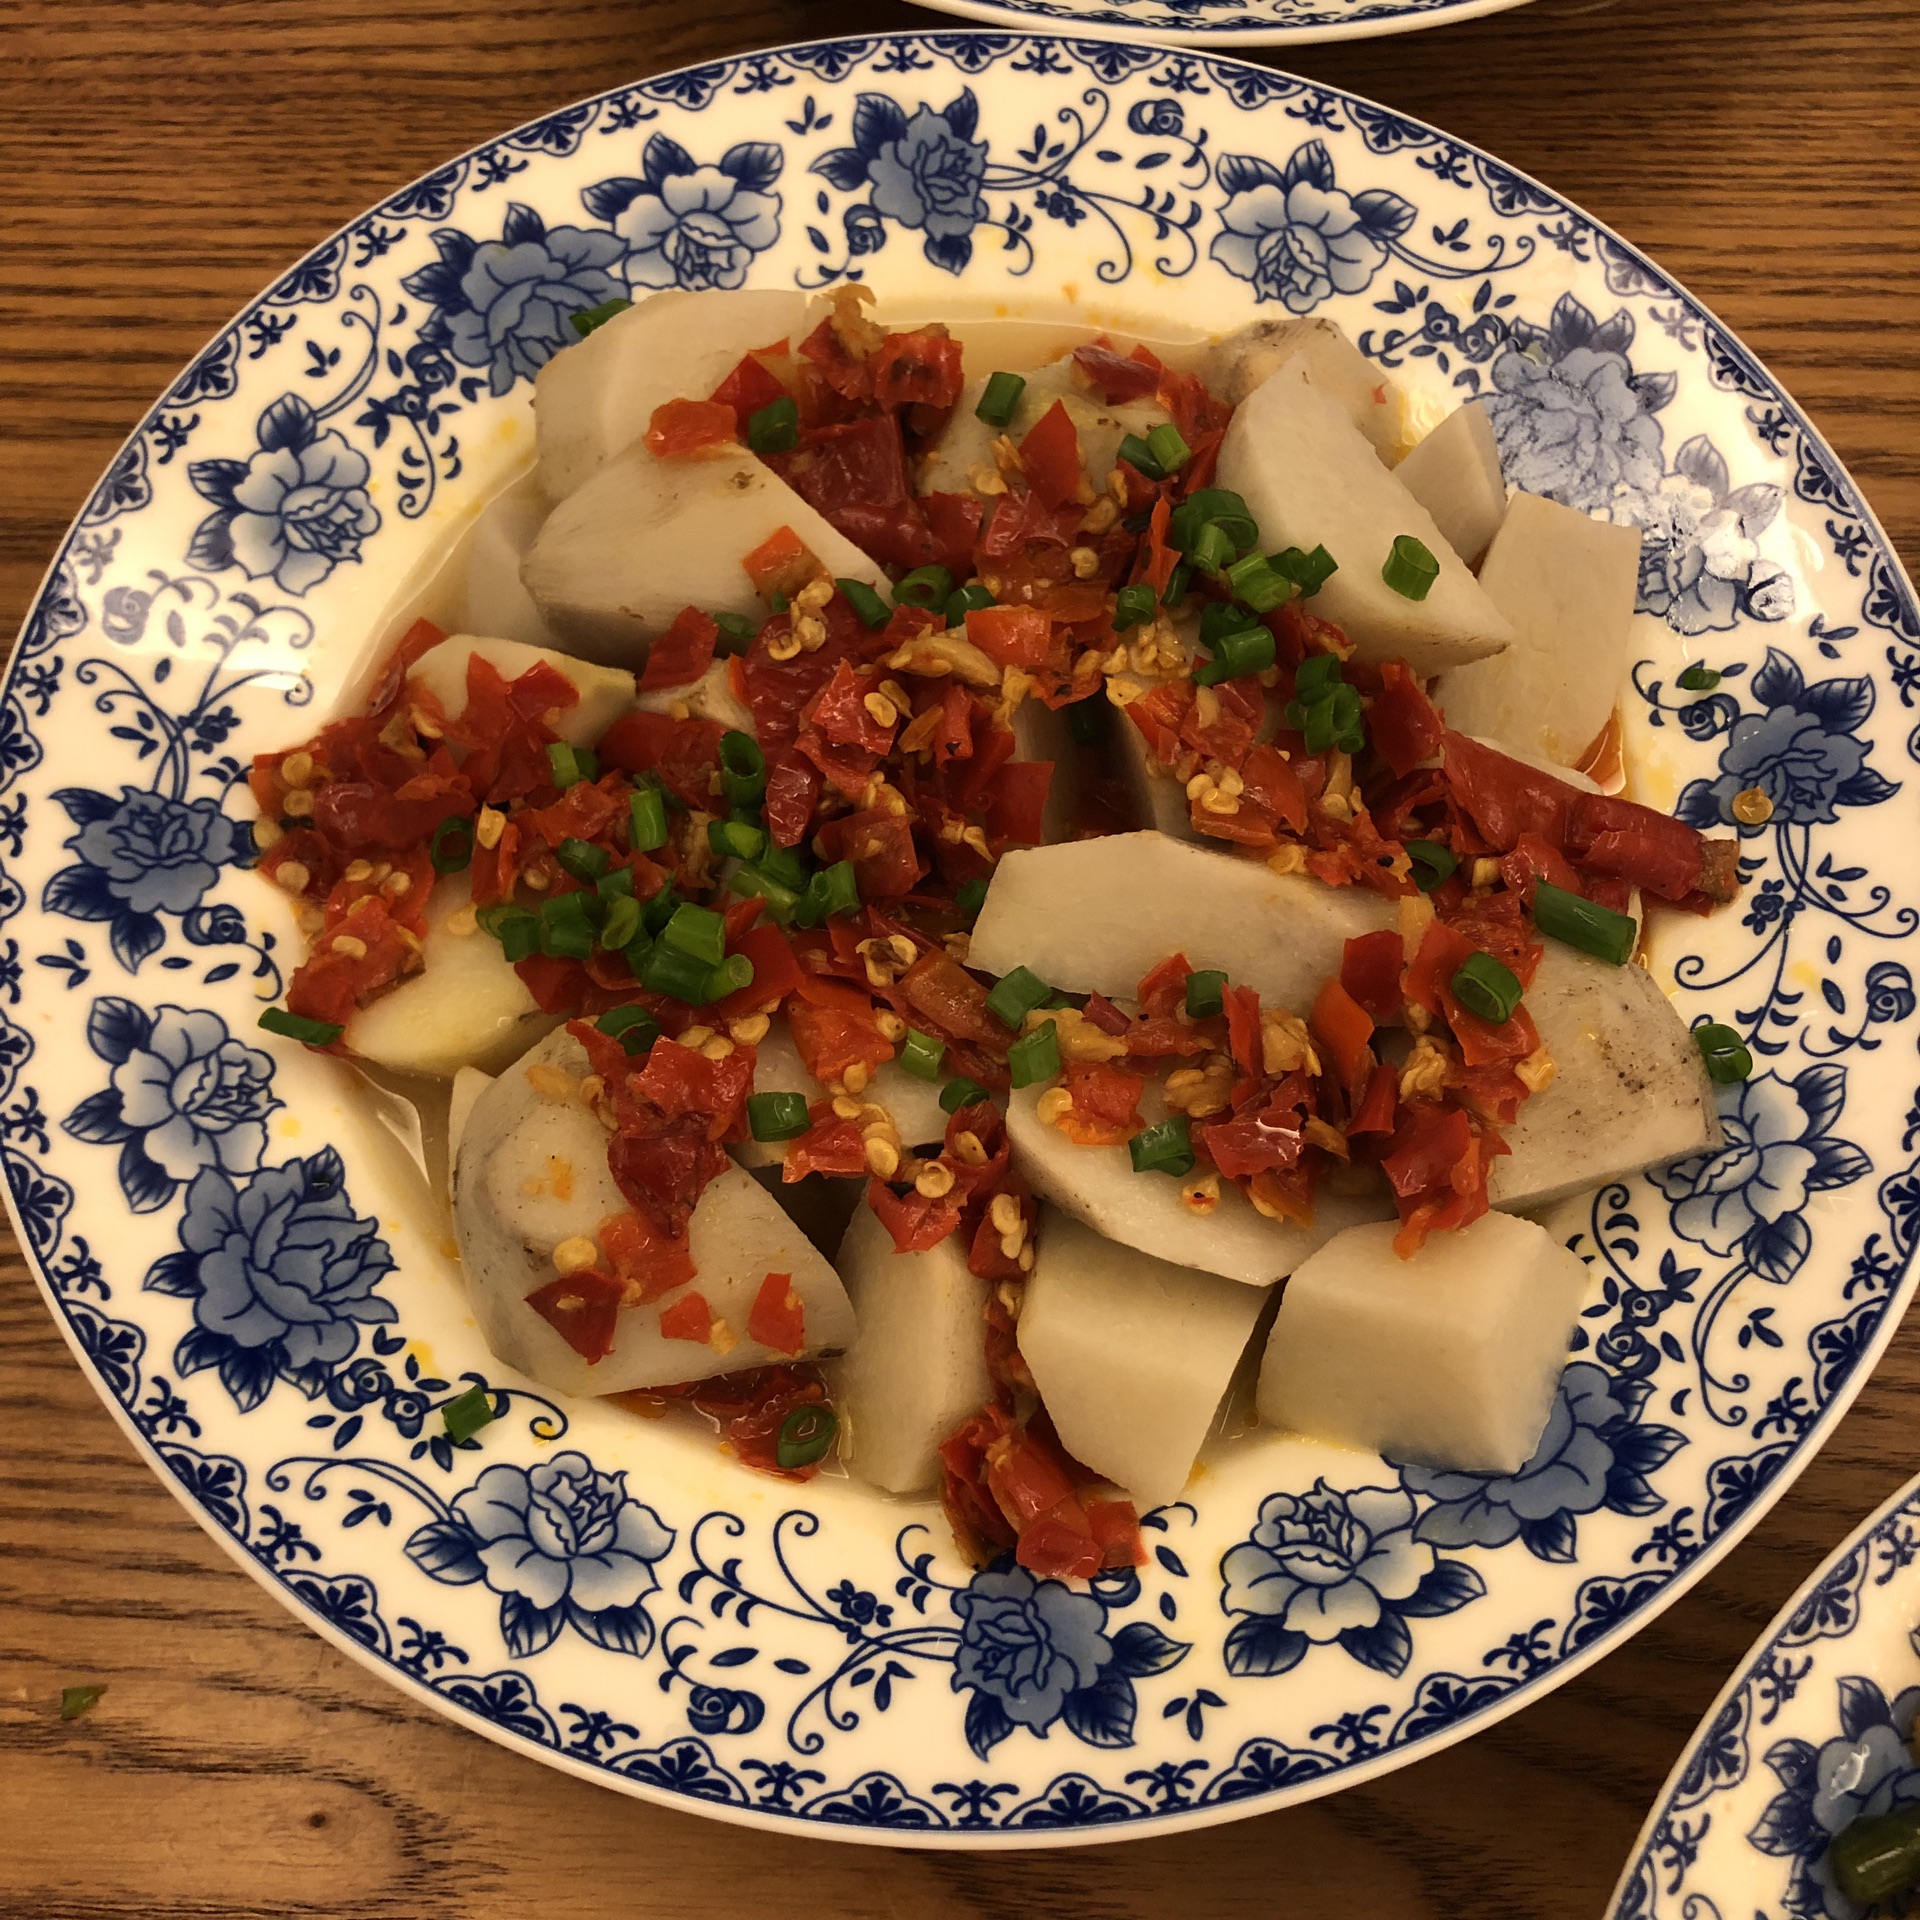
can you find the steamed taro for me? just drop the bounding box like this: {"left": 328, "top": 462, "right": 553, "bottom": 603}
{"left": 1392, "top": 402, "right": 1508, "bottom": 568}
{"left": 407, "top": 632, "right": 635, "bottom": 748}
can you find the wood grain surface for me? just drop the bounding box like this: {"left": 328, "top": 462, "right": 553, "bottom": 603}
{"left": 1, "top": 0, "right": 1915, "bottom": 1913}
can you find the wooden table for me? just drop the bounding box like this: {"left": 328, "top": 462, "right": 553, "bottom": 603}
{"left": 2, "top": 0, "right": 1915, "bottom": 1911}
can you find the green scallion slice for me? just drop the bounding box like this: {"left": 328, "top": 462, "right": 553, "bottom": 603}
{"left": 769, "top": 590, "right": 790, "bottom": 615}
{"left": 597, "top": 865, "right": 636, "bottom": 901}
{"left": 1450, "top": 952, "right": 1523, "bottom": 1024}
{"left": 758, "top": 842, "right": 809, "bottom": 890}
{"left": 537, "top": 891, "right": 598, "bottom": 961}
{"left": 944, "top": 582, "right": 995, "bottom": 628}
{"left": 1195, "top": 625, "right": 1275, "bottom": 687}
{"left": 642, "top": 884, "right": 682, "bottom": 937}
{"left": 570, "top": 297, "right": 631, "bottom": 339}
{"left": 1161, "top": 563, "right": 1191, "bottom": 610}
{"left": 1693, "top": 1021, "right": 1754, "bottom": 1084}
{"left": 728, "top": 862, "right": 802, "bottom": 925}
{"left": 1168, "top": 489, "right": 1257, "bottom": 556}
{"left": 1828, "top": 1802, "right": 1920, "bottom": 1906}
{"left": 953, "top": 877, "right": 989, "bottom": 923}
{"left": 1185, "top": 968, "right": 1227, "bottom": 1019}
{"left": 710, "top": 952, "right": 754, "bottom": 999}
{"left": 1534, "top": 880, "right": 1637, "bottom": 966}
{"left": 939, "top": 1077, "right": 991, "bottom": 1115}
{"left": 599, "top": 893, "right": 643, "bottom": 952}
{"left": 1404, "top": 839, "right": 1458, "bottom": 892}
{"left": 661, "top": 902, "right": 727, "bottom": 966}
{"left": 642, "top": 942, "right": 717, "bottom": 1004}
{"left": 746, "top": 394, "right": 800, "bottom": 455}
{"left": 1145, "top": 422, "right": 1191, "bottom": 476}
{"left": 775, "top": 1403, "right": 837, "bottom": 1470}
{"left": 1115, "top": 432, "right": 1164, "bottom": 481}
{"left": 1274, "top": 544, "right": 1338, "bottom": 597}
{"left": 478, "top": 904, "right": 541, "bottom": 963}
{"left": 899, "top": 1028, "right": 946, "bottom": 1081}
{"left": 837, "top": 578, "right": 891, "bottom": 631}
{"left": 718, "top": 729, "right": 767, "bottom": 810}
{"left": 546, "top": 741, "right": 597, "bottom": 789}
{"left": 748, "top": 1089, "right": 812, "bottom": 1142}
{"left": 557, "top": 836, "right": 611, "bottom": 883}
{"left": 1112, "top": 583, "right": 1156, "bottom": 632}
{"left": 708, "top": 816, "right": 766, "bottom": 864}
{"left": 1009, "top": 1019, "right": 1061, "bottom": 1090}
{"left": 259, "top": 1007, "right": 344, "bottom": 1048}
{"left": 1226, "top": 551, "right": 1291, "bottom": 614}
{"left": 1189, "top": 519, "right": 1240, "bottom": 577}
{"left": 893, "top": 565, "right": 955, "bottom": 612}
{"left": 795, "top": 860, "right": 860, "bottom": 929}
{"left": 1129, "top": 1114, "right": 1195, "bottom": 1178}
{"left": 596, "top": 1003, "right": 661, "bottom": 1056}
{"left": 713, "top": 609, "right": 759, "bottom": 648}
{"left": 1677, "top": 663, "right": 1722, "bottom": 691}
{"left": 629, "top": 785, "right": 669, "bottom": 852}
{"left": 975, "top": 370, "right": 1027, "bottom": 430}
{"left": 986, "top": 965, "right": 1054, "bottom": 1030}
{"left": 1382, "top": 533, "right": 1440, "bottom": 602}
{"left": 1294, "top": 653, "right": 1343, "bottom": 700}
{"left": 59, "top": 1685, "right": 106, "bottom": 1721}
{"left": 442, "top": 1384, "right": 495, "bottom": 1444}
{"left": 429, "top": 815, "right": 474, "bottom": 874}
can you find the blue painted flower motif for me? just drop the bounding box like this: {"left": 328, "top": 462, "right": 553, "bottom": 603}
{"left": 583, "top": 134, "right": 783, "bottom": 294}
{"left": 187, "top": 394, "right": 380, "bottom": 594}
{"left": 1209, "top": 141, "right": 1413, "bottom": 313}
{"left": 1481, "top": 295, "right": 1671, "bottom": 515}
{"left": 400, "top": 203, "right": 626, "bottom": 397}
{"left": 1749, "top": 1676, "right": 1920, "bottom": 1919}
{"left": 1619, "top": 434, "right": 1791, "bottom": 634}
{"left": 952, "top": 1567, "right": 1112, "bottom": 1734}
{"left": 404, "top": 1453, "right": 674, "bottom": 1660}
{"left": 1220, "top": 1481, "right": 1485, "bottom": 1680}
{"left": 1866, "top": 961, "right": 1916, "bottom": 1025}
{"left": 43, "top": 786, "right": 252, "bottom": 972}
{"left": 64, "top": 998, "right": 278, "bottom": 1212}
{"left": 145, "top": 1146, "right": 397, "bottom": 1411}
{"left": 1400, "top": 1365, "right": 1687, "bottom": 1563}
{"left": 1677, "top": 648, "right": 1896, "bottom": 835}
{"left": 813, "top": 91, "right": 988, "bottom": 274}
{"left": 1652, "top": 1066, "right": 1871, "bottom": 1285}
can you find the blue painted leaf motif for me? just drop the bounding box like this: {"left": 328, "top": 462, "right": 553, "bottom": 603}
{"left": 719, "top": 142, "right": 783, "bottom": 193}
{"left": 1751, "top": 646, "right": 1806, "bottom": 710}
{"left": 1108, "top": 1621, "right": 1189, "bottom": 1679}
{"left": 1673, "top": 779, "right": 1723, "bottom": 830}
{"left": 964, "top": 1688, "right": 1015, "bottom": 1761}
{"left": 117, "top": 1136, "right": 174, "bottom": 1213}
{"left": 1838, "top": 765, "right": 1901, "bottom": 807}
{"left": 500, "top": 1591, "right": 567, "bottom": 1659}
{"left": 42, "top": 864, "right": 119, "bottom": 922}
{"left": 185, "top": 459, "right": 248, "bottom": 510}
{"left": 1747, "top": 1212, "right": 1811, "bottom": 1285}
{"left": 256, "top": 393, "right": 319, "bottom": 455}
{"left": 1337, "top": 1608, "right": 1413, "bottom": 1677}
{"left": 142, "top": 1250, "right": 202, "bottom": 1297}
{"left": 1794, "top": 1063, "right": 1848, "bottom": 1139}
{"left": 1351, "top": 190, "right": 1416, "bottom": 244}
{"left": 1516, "top": 1510, "right": 1579, "bottom": 1562}
{"left": 217, "top": 1343, "right": 279, "bottom": 1414}
{"left": 925, "top": 231, "right": 973, "bottom": 277}
{"left": 1398, "top": 1557, "right": 1487, "bottom": 1615}
{"left": 1223, "top": 1615, "right": 1310, "bottom": 1678}
{"left": 1799, "top": 674, "right": 1875, "bottom": 734}
{"left": 109, "top": 910, "right": 166, "bottom": 974}
{"left": 1060, "top": 1671, "right": 1136, "bottom": 1748}
{"left": 1282, "top": 139, "right": 1337, "bottom": 194}
{"left": 499, "top": 202, "right": 546, "bottom": 248}
{"left": 51, "top": 788, "right": 120, "bottom": 829}
{"left": 708, "top": 1646, "right": 756, "bottom": 1668}
{"left": 1837, "top": 1674, "right": 1894, "bottom": 1741}
{"left": 581, "top": 175, "right": 647, "bottom": 224}
{"left": 641, "top": 132, "right": 699, "bottom": 189}
{"left": 812, "top": 148, "right": 872, "bottom": 194}
{"left": 187, "top": 512, "right": 237, "bottom": 571}
{"left": 1808, "top": 1137, "right": 1873, "bottom": 1191}
{"left": 568, "top": 1601, "right": 653, "bottom": 1659}
{"left": 850, "top": 92, "right": 908, "bottom": 159}
{"left": 405, "top": 1518, "right": 486, "bottom": 1584}
{"left": 940, "top": 89, "right": 978, "bottom": 142}
{"left": 1215, "top": 152, "right": 1286, "bottom": 198}
{"left": 62, "top": 1087, "right": 131, "bottom": 1145}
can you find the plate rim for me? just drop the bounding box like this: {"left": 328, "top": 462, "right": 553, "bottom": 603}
{"left": 10, "top": 24, "right": 1920, "bottom": 1847}
{"left": 894, "top": 0, "right": 1538, "bottom": 49}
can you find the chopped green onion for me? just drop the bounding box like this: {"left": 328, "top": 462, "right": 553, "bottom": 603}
{"left": 442, "top": 1384, "right": 495, "bottom": 1444}
{"left": 893, "top": 565, "right": 955, "bottom": 611}
{"left": 642, "top": 942, "right": 717, "bottom": 1004}
{"left": 596, "top": 1003, "right": 661, "bottom": 1056}
{"left": 538, "top": 891, "right": 598, "bottom": 960}
{"left": 1677, "top": 663, "right": 1722, "bottom": 691}
{"left": 729, "top": 862, "right": 802, "bottom": 925}
{"left": 1189, "top": 519, "right": 1240, "bottom": 577}
{"left": 557, "top": 836, "right": 611, "bottom": 883}
{"left": 478, "top": 904, "right": 541, "bottom": 962}
{"left": 1112, "top": 583, "right": 1156, "bottom": 631}
{"left": 954, "top": 877, "right": 989, "bottom": 923}
{"left": 1382, "top": 533, "right": 1440, "bottom": 602}
{"left": 629, "top": 785, "right": 669, "bottom": 852}
{"left": 429, "top": 815, "right": 474, "bottom": 874}
{"left": 940, "top": 1077, "right": 991, "bottom": 1114}
{"left": 1009, "top": 1019, "right": 1061, "bottom": 1089}
{"left": 1533, "top": 879, "right": 1637, "bottom": 966}
{"left": 746, "top": 394, "right": 800, "bottom": 454}
{"left": 899, "top": 1028, "right": 947, "bottom": 1081}
{"left": 599, "top": 893, "right": 643, "bottom": 951}
{"left": 775, "top": 1403, "right": 837, "bottom": 1470}
{"left": 1450, "top": 952, "right": 1523, "bottom": 1024}
{"left": 975, "top": 370, "right": 1027, "bottom": 430}
{"left": 769, "top": 590, "right": 789, "bottom": 615}
{"left": 1115, "top": 432, "right": 1164, "bottom": 481}
{"left": 1169, "top": 489, "right": 1257, "bottom": 556}
{"left": 1693, "top": 1022, "right": 1754, "bottom": 1084}
{"left": 1274, "top": 544, "right": 1338, "bottom": 597}
{"left": 719, "top": 730, "right": 767, "bottom": 810}
{"left": 836, "top": 578, "right": 891, "bottom": 630}
{"left": 986, "top": 965, "right": 1054, "bottom": 1030}
{"left": 708, "top": 816, "right": 766, "bottom": 863}
{"left": 596, "top": 866, "right": 636, "bottom": 901}
{"left": 1226, "top": 551, "right": 1290, "bottom": 614}
{"left": 620, "top": 932, "right": 653, "bottom": 979}
{"left": 709, "top": 953, "right": 754, "bottom": 998}
{"left": 1196, "top": 626, "right": 1276, "bottom": 687}
{"left": 59, "top": 1685, "right": 106, "bottom": 1721}
{"left": 258, "top": 1007, "right": 344, "bottom": 1047}
{"left": 1067, "top": 697, "right": 1104, "bottom": 747}
{"left": 662, "top": 902, "right": 727, "bottom": 966}
{"left": 714, "top": 609, "right": 759, "bottom": 649}
{"left": 1294, "top": 653, "right": 1343, "bottom": 700}
{"left": 1162, "top": 563, "right": 1191, "bottom": 610}
{"left": 748, "top": 1089, "right": 812, "bottom": 1142}
{"left": 1828, "top": 1803, "right": 1920, "bottom": 1906}
{"left": 944, "top": 582, "right": 995, "bottom": 628}
{"left": 758, "top": 842, "right": 810, "bottom": 891}
{"left": 1129, "top": 1114, "right": 1195, "bottom": 1178}
{"left": 570, "top": 297, "right": 631, "bottom": 339}
{"left": 1302, "top": 681, "right": 1365, "bottom": 755}
{"left": 1185, "top": 969, "right": 1227, "bottom": 1019}
{"left": 546, "top": 741, "right": 597, "bottom": 788}
{"left": 795, "top": 860, "right": 860, "bottom": 929}
{"left": 1404, "top": 840, "right": 1457, "bottom": 891}
{"left": 1145, "top": 422, "right": 1191, "bottom": 475}
{"left": 642, "top": 884, "right": 682, "bottom": 936}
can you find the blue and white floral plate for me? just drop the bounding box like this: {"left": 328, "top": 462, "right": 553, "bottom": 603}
{"left": 906, "top": 0, "right": 1535, "bottom": 50}
{"left": 12, "top": 30, "right": 1920, "bottom": 1845}
{"left": 1610, "top": 1467, "right": 1920, "bottom": 1919}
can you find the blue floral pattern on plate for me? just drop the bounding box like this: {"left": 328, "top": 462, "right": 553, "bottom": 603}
{"left": 895, "top": 0, "right": 1537, "bottom": 50}
{"left": 9, "top": 33, "right": 1920, "bottom": 1845}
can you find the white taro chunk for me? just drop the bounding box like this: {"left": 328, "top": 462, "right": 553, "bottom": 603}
{"left": 532, "top": 288, "right": 813, "bottom": 501}
{"left": 347, "top": 873, "right": 551, "bottom": 1079}
{"left": 1433, "top": 490, "right": 1644, "bottom": 769}
{"left": 521, "top": 443, "right": 888, "bottom": 665}
{"left": 1489, "top": 943, "right": 1721, "bottom": 1212}
{"left": 1392, "top": 403, "right": 1508, "bottom": 568}
{"left": 969, "top": 832, "right": 1396, "bottom": 1006}
{"left": 453, "top": 1028, "right": 855, "bottom": 1397}
{"left": 1020, "top": 1207, "right": 1268, "bottom": 1508}
{"left": 826, "top": 1201, "right": 992, "bottom": 1495}
{"left": 728, "top": 1017, "right": 946, "bottom": 1172}
{"left": 1007, "top": 1083, "right": 1395, "bottom": 1286}
{"left": 1009, "top": 698, "right": 1080, "bottom": 845}
{"left": 1257, "top": 1209, "right": 1591, "bottom": 1474}
{"left": 446, "top": 1066, "right": 493, "bottom": 1196}
{"left": 1207, "top": 316, "right": 1401, "bottom": 459}
{"left": 917, "top": 359, "right": 1168, "bottom": 500}
{"left": 633, "top": 658, "right": 755, "bottom": 735}
{"left": 463, "top": 479, "right": 557, "bottom": 648}
{"left": 1215, "top": 353, "right": 1514, "bottom": 677}
{"left": 1110, "top": 706, "right": 1198, "bottom": 840}
{"left": 407, "top": 634, "right": 635, "bottom": 749}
